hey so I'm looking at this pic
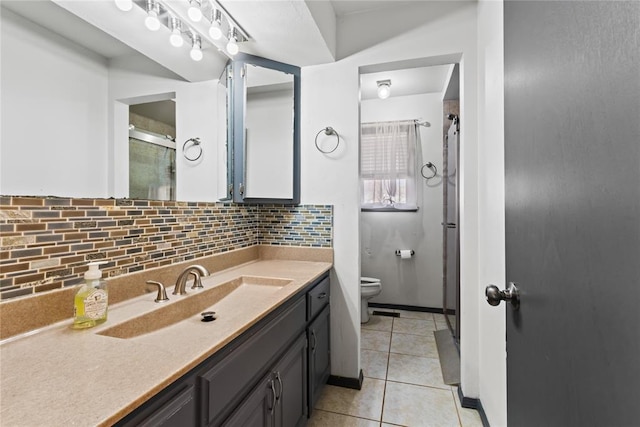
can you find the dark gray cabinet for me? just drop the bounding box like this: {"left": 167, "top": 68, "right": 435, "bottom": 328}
{"left": 306, "top": 274, "right": 330, "bottom": 416}
{"left": 222, "top": 372, "right": 274, "bottom": 427}
{"left": 274, "top": 334, "right": 308, "bottom": 427}
{"left": 115, "top": 273, "right": 329, "bottom": 427}
{"left": 308, "top": 305, "right": 330, "bottom": 412}
{"left": 224, "top": 333, "right": 308, "bottom": 427}
{"left": 199, "top": 298, "right": 306, "bottom": 426}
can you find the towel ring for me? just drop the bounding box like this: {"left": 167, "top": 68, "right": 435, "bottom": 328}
{"left": 183, "top": 137, "right": 202, "bottom": 162}
{"left": 315, "top": 127, "right": 340, "bottom": 154}
{"left": 421, "top": 162, "right": 437, "bottom": 180}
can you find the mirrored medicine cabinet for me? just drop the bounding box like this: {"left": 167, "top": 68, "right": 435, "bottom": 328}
{"left": 226, "top": 53, "right": 301, "bottom": 205}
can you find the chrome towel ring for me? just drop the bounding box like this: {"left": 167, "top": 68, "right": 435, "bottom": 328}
{"left": 183, "top": 137, "right": 202, "bottom": 161}
{"left": 421, "top": 162, "right": 437, "bottom": 180}
{"left": 315, "top": 127, "right": 340, "bottom": 154}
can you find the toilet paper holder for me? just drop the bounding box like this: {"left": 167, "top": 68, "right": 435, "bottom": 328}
{"left": 395, "top": 250, "right": 415, "bottom": 256}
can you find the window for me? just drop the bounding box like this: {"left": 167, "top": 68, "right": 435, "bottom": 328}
{"left": 360, "top": 121, "right": 418, "bottom": 210}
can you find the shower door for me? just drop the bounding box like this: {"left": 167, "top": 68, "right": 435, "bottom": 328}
{"left": 443, "top": 117, "right": 460, "bottom": 340}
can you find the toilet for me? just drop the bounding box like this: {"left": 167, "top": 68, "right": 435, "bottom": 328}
{"left": 360, "top": 277, "right": 382, "bottom": 323}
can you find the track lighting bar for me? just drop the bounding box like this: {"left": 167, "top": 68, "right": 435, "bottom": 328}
{"left": 115, "top": 0, "right": 250, "bottom": 60}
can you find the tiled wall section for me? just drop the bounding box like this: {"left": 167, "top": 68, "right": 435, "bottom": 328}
{"left": 0, "top": 197, "right": 333, "bottom": 301}
{"left": 257, "top": 205, "right": 332, "bottom": 247}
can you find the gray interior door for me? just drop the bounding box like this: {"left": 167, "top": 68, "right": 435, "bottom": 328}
{"left": 503, "top": 2, "right": 640, "bottom": 426}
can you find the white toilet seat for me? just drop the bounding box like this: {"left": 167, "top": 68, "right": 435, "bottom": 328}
{"left": 361, "top": 277, "right": 381, "bottom": 285}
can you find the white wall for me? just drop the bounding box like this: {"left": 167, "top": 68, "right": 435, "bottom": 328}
{"left": 108, "top": 55, "right": 222, "bottom": 202}
{"left": 301, "top": 1, "right": 480, "bottom": 387}
{"left": 360, "top": 93, "right": 444, "bottom": 308}
{"left": 477, "top": 0, "right": 506, "bottom": 425}
{"left": 0, "top": 9, "right": 109, "bottom": 197}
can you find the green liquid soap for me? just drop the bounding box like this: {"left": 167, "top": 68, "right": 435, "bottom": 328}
{"left": 72, "top": 262, "right": 108, "bottom": 329}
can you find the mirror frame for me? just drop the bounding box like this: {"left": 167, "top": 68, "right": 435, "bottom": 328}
{"left": 228, "top": 53, "right": 301, "bottom": 205}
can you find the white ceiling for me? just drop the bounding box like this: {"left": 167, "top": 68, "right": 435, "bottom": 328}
{"left": 2, "top": 0, "right": 458, "bottom": 96}
{"left": 360, "top": 65, "right": 452, "bottom": 100}
{"left": 330, "top": 0, "right": 417, "bottom": 17}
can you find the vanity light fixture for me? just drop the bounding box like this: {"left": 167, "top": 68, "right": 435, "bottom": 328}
{"left": 144, "top": 0, "right": 161, "bottom": 31}
{"left": 377, "top": 79, "right": 392, "bottom": 99}
{"left": 114, "top": 0, "right": 133, "bottom": 12}
{"left": 208, "top": 9, "right": 223, "bottom": 40}
{"left": 190, "top": 34, "right": 203, "bottom": 61}
{"left": 187, "top": 0, "right": 203, "bottom": 22}
{"left": 169, "top": 17, "right": 184, "bottom": 47}
{"left": 226, "top": 27, "right": 239, "bottom": 56}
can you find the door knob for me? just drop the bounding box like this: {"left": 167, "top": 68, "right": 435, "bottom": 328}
{"left": 485, "top": 282, "right": 520, "bottom": 310}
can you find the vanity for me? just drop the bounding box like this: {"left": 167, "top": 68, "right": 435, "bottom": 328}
{"left": 0, "top": 247, "right": 332, "bottom": 426}
{"left": 117, "top": 271, "right": 330, "bottom": 427}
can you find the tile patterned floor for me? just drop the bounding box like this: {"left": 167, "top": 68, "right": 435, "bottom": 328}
{"left": 309, "top": 310, "right": 482, "bottom": 427}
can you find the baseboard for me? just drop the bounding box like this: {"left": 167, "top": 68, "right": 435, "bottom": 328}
{"left": 369, "top": 302, "right": 455, "bottom": 315}
{"left": 457, "top": 387, "right": 490, "bottom": 427}
{"left": 327, "top": 370, "right": 364, "bottom": 390}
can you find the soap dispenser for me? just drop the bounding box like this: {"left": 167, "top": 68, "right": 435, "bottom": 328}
{"left": 72, "top": 261, "right": 108, "bottom": 329}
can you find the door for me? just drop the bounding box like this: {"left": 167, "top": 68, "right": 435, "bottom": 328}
{"left": 222, "top": 373, "right": 274, "bottom": 427}
{"left": 503, "top": 1, "right": 640, "bottom": 426}
{"left": 273, "top": 334, "right": 307, "bottom": 427}
{"left": 443, "top": 116, "right": 460, "bottom": 340}
{"left": 308, "top": 305, "right": 331, "bottom": 412}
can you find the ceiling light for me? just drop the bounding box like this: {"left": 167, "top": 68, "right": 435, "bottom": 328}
{"left": 377, "top": 79, "right": 392, "bottom": 99}
{"left": 187, "top": 0, "right": 203, "bottom": 22}
{"left": 169, "top": 17, "right": 183, "bottom": 47}
{"left": 114, "top": 0, "right": 133, "bottom": 12}
{"left": 226, "top": 27, "right": 239, "bottom": 56}
{"left": 190, "top": 34, "right": 203, "bottom": 61}
{"left": 144, "top": 0, "right": 160, "bottom": 31}
{"left": 208, "top": 9, "right": 223, "bottom": 40}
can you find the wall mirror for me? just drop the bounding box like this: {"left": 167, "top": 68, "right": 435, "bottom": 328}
{"left": 229, "top": 54, "right": 300, "bottom": 204}
{"left": 0, "top": 1, "right": 227, "bottom": 203}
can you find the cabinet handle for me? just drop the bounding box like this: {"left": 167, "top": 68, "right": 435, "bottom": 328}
{"left": 317, "top": 292, "right": 327, "bottom": 299}
{"left": 275, "top": 372, "right": 283, "bottom": 401}
{"left": 311, "top": 330, "right": 317, "bottom": 353}
{"left": 268, "top": 379, "right": 276, "bottom": 414}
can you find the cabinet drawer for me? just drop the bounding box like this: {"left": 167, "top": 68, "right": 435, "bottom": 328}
{"left": 307, "top": 276, "right": 329, "bottom": 321}
{"left": 199, "top": 297, "right": 306, "bottom": 426}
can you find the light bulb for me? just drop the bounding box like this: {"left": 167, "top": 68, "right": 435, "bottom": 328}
{"left": 209, "top": 24, "right": 223, "bottom": 40}
{"left": 376, "top": 80, "right": 392, "bottom": 99}
{"left": 190, "top": 37, "right": 203, "bottom": 61}
{"left": 145, "top": 10, "right": 160, "bottom": 31}
{"left": 187, "top": 1, "right": 203, "bottom": 22}
{"left": 226, "top": 39, "right": 239, "bottom": 56}
{"left": 377, "top": 85, "right": 390, "bottom": 99}
{"left": 170, "top": 29, "right": 183, "bottom": 47}
{"left": 190, "top": 46, "right": 203, "bottom": 61}
{"left": 209, "top": 10, "right": 223, "bottom": 40}
{"left": 114, "top": 0, "right": 133, "bottom": 12}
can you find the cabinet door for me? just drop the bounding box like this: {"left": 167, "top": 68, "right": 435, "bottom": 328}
{"left": 199, "top": 297, "right": 306, "bottom": 426}
{"left": 274, "top": 334, "right": 308, "bottom": 427}
{"left": 308, "top": 305, "right": 331, "bottom": 413}
{"left": 222, "top": 374, "right": 275, "bottom": 427}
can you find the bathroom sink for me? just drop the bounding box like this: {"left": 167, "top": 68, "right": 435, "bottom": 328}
{"left": 97, "top": 276, "right": 292, "bottom": 339}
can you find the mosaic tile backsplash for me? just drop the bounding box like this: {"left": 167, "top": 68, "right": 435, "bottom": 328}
{"left": 0, "top": 197, "right": 332, "bottom": 301}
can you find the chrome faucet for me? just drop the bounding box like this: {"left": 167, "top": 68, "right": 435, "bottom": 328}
{"left": 146, "top": 280, "right": 169, "bottom": 303}
{"left": 173, "top": 265, "right": 210, "bottom": 295}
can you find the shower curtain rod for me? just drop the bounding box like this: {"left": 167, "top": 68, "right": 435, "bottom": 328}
{"left": 362, "top": 119, "right": 431, "bottom": 127}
